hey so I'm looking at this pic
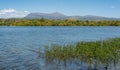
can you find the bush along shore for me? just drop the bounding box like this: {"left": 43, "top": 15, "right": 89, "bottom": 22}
{"left": 43, "top": 38, "right": 120, "bottom": 70}
{"left": 0, "top": 18, "right": 120, "bottom": 26}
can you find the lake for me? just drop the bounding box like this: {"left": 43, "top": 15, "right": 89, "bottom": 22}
{"left": 0, "top": 26, "right": 120, "bottom": 70}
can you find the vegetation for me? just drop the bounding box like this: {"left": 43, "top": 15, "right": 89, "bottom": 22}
{"left": 44, "top": 38, "right": 120, "bottom": 70}
{"left": 0, "top": 18, "right": 120, "bottom": 26}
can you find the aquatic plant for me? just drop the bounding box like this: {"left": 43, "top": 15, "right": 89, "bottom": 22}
{"left": 44, "top": 38, "right": 120, "bottom": 70}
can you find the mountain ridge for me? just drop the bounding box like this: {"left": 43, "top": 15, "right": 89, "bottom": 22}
{"left": 25, "top": 12, "right": 120, "bottom": 20}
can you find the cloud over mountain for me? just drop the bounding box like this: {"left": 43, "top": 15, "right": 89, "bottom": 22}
{"left": 0, "top": 8, "right": 16, "bottom": 15}
{"left": 0, "top": 8, "right": 29, "bottom": 18}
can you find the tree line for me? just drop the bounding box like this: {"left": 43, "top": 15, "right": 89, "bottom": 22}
{"left": 0, "top": 18, "right": 120, "bottom": 26}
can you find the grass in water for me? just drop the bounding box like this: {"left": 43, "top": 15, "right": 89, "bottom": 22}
{"left": 43, "top": 38, "right": 120, "bottom": 70}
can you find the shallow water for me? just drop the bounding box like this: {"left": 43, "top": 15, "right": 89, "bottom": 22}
{"left": 0, "top": 26, "right": 120, "bottom": 70}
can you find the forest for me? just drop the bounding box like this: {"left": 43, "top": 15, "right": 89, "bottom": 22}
{"left": 0, "top": 18, "right": 120, "bottom": 26}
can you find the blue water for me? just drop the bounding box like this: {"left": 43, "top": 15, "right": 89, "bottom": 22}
{"left": 0, "top": 26, "right": 120, "bottom": 70}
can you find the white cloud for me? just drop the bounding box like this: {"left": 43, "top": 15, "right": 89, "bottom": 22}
{"left": 0, "top": 8, "right": 16, "bottom": 15}
{"left": 24, "top": 11, "right": 29, "bottom": 13}
{"left": 0, "top": 8, "right": 30, "bottom": 18}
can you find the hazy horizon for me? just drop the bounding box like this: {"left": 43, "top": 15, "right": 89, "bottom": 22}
{"left": 0, "top": 0, "right": 120, "bottom": 18}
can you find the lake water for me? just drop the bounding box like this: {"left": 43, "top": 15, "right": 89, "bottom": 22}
{"left": 0, "top": 26, "right": 120, "bottom": 70}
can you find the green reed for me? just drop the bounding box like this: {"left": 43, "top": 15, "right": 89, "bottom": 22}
{"left": 44, "top": 38, "right": 120, "bottom": 70}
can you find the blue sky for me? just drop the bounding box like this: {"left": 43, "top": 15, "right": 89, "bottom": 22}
{"left": 0, "top": 0, "right": 120, "bottom": 18}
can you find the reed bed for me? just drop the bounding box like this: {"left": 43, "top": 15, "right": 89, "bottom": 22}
{"left": 44, "top": 38, "right": 120, "bottom": 70}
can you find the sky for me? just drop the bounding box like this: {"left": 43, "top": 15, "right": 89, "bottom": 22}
{"left": 0, "top": 0, "right": 120, "bottom": 18}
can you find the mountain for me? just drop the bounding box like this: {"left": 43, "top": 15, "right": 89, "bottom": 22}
{"left": 25, "top": 12, "right": 120, "bottom": 20}
{"left": 25, "top": 12, "right": 67, "bottom": 19}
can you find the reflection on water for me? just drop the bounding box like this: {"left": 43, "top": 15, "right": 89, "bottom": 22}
{"left": 0, "top": 26, "right": 120, "bottom": 70}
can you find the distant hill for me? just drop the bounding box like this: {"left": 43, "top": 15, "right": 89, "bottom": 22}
{"left": 25, "top": 12, "right": 120, "bottom": 20}
{"left": 25, "top": 12, "right": 67, "bottom": 19}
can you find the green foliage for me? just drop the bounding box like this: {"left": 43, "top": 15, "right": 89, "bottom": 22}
{"left": 0, "top": 18, "right": 120, "bottom": 26}
{"left": 44, "top": 38, "right": 120, "bottom": 70}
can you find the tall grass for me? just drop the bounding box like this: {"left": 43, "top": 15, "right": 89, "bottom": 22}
{"left": 44, "top": 38, "right": 120, "bottom": 70}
